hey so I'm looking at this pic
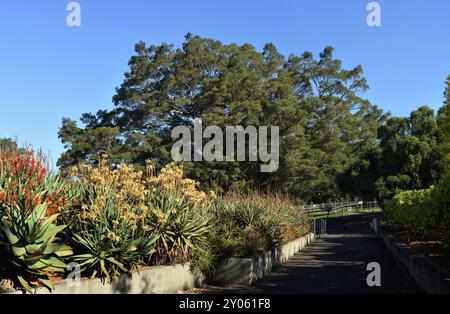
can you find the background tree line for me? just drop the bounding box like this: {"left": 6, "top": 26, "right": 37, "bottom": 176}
{"left": 53, "top": 34, "right": 449, "bottom": 205}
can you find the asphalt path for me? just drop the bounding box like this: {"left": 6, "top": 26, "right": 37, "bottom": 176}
{"left": 196, "top": 214, "right": 419, "bottom": 294}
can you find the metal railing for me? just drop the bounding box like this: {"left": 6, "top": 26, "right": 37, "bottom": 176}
{"left": 303, "top": 201, "right": 380, "bottom": 216}
{"left": 310, "top": 218, "right": 327, "bottom": 237}
{"left": 307, "top": 201, "right": 380, "bottom": 236}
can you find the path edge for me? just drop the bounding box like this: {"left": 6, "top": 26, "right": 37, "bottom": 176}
{"left": 376, "top": 223, "right": 450, "bottom": 294}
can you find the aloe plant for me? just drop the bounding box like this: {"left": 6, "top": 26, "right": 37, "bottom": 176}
{"left": 0, "top": 203, "right": 72, "bottom": 292}
{"left": 72, "top": 230, "right": 157, "bottom": 280}
{"left": 145, "top": 191, "right": 210, "bottom": 265}
{"left": 69, "top": 189, "right": 158, "bottom": 280}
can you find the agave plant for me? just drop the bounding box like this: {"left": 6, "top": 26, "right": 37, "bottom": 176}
{"left": 0, "top": 202, "right": 72, "bottom": 292}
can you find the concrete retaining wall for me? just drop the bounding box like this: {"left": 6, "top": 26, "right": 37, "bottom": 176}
{"left": 6, "top": 263, "right": 205, "bottom": 294}
{"left": 209, "top": 233, "right": 315, "bottom": 285}
{"left": 379, "top": 230, "right": 450, "bottom": 294}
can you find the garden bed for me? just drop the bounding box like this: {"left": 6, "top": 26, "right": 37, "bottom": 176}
{"left": 378, "top": 228, "right": 450, "bottom": 294}
{"left": 2, "top": 233, "right": 315, "bottom": 294}
{"left": 0, "top": 144, "right": 310, "bottom": 293}
{"left": 386, "top": 228, "right": 450, "bottom": 274}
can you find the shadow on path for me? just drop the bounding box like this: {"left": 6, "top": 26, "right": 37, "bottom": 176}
{"left": 197, "top": 214, "right": 419, "bottom": 294}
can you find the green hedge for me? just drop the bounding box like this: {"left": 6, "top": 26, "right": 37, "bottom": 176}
{"left": 385, "top": 176, "right": 450, "bottom": 248}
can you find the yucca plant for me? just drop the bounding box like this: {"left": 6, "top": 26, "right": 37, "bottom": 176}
{"left": 0, "top": 202, "right": 72, "bottom": 292}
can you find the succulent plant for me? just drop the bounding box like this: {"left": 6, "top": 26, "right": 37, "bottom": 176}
{"left": 0, "top": 203, "right": 72, "bottom": 292}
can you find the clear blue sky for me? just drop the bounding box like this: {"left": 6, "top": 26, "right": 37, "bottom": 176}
{"left": 1, "top": 0, "right": 449, "bottom": 164}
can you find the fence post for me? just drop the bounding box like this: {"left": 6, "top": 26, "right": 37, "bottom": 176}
{"left": 373, "top": 217, "right": 379, "bottom": 235}
{"left": 321, "top": 219, "right": 324, "bottom": 237}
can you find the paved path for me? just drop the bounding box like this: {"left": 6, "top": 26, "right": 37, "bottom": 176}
{"left": 195, "top": 214, "right": 419, "bottom": 294}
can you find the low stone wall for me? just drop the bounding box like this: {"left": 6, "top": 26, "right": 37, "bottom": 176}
{"left": 209, "top": 233, "right": 315, "bottom": 285}
{"left": 379, "top": 230, "right": 450, "bottom": 294}
{"left": 6, "top": 263, "right": 205, "bottom": 294}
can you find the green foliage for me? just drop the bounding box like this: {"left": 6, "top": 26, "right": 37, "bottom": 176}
{"left": 0, "top": 138, "right": 20, "bottom": 153}
{"left": 437, "top": 75, "right": 450, "bottom": 175}
{"left": 384, "top": 187, "right": 434, "bottom": 236}
{"left": 58, "top": 34, "right": 385, "bottom": 203}
{"left": 0, "top": 141, "right": 308, "bottom": 290}
{"left": 341, "top": 105, "right": 442, "bottom": 204}
{"left": 343, "top": 76, "right": 450, "bottom": 204}
{"left": 0, "top": 144, "right": 76, "bottom": 291}
{"left": 145, "top": 191, "right": 210, "bottom": 265}
{"left": 385, "top": 176, "right": 450, "bottom": 249}
{"left": 200, "top": 204, "right": 266, "bottom": 268}
{"left": 67, "top": 187, "right": 157, "bottom": 280}
{"left": 427, "top": 176, "right": 450, "bottom": 246}
{"left": 64, "top": 161, "right": 211, "bottom": 279}
{"left": 193, "top": 193, "right": 310, "bottom": 274}
{"left": 57, "top": 118, "right": 122, "bottom": 171}
{"left": 0, "top": 203, "right": 72, "bottom": 292}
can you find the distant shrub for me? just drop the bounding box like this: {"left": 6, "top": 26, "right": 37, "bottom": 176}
{"left": 384, "top": 187, "right": 434, "bottom": 236}
{"left": 385, "top": 176, "right": 450, "bottom": 248}
{"left": 193, "top": 192, "right": 310, "bottom": 274}
{"left": 221, "top": 192, "right": 310, "bottom": 244}
{"left": 428, "top": 177, "right": 450, "bottom": 246}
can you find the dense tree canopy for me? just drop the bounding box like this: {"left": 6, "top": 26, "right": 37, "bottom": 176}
{"left": 58, "top": 34, "right": 386, "bottom": 203}
{"left": 374, "top": 106, "right": 440, "bottom": 202}
{"left": 58, "top": 34, "right": 448, "bottom": 204}
{"left": 437, "top": 75, "right": 450, "bottom": 175}
{"left": 340, "top": 78, "right": 449, "bottom": 204}
{"left": 0, "top": 138, "right": 19, "bottom": 152}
